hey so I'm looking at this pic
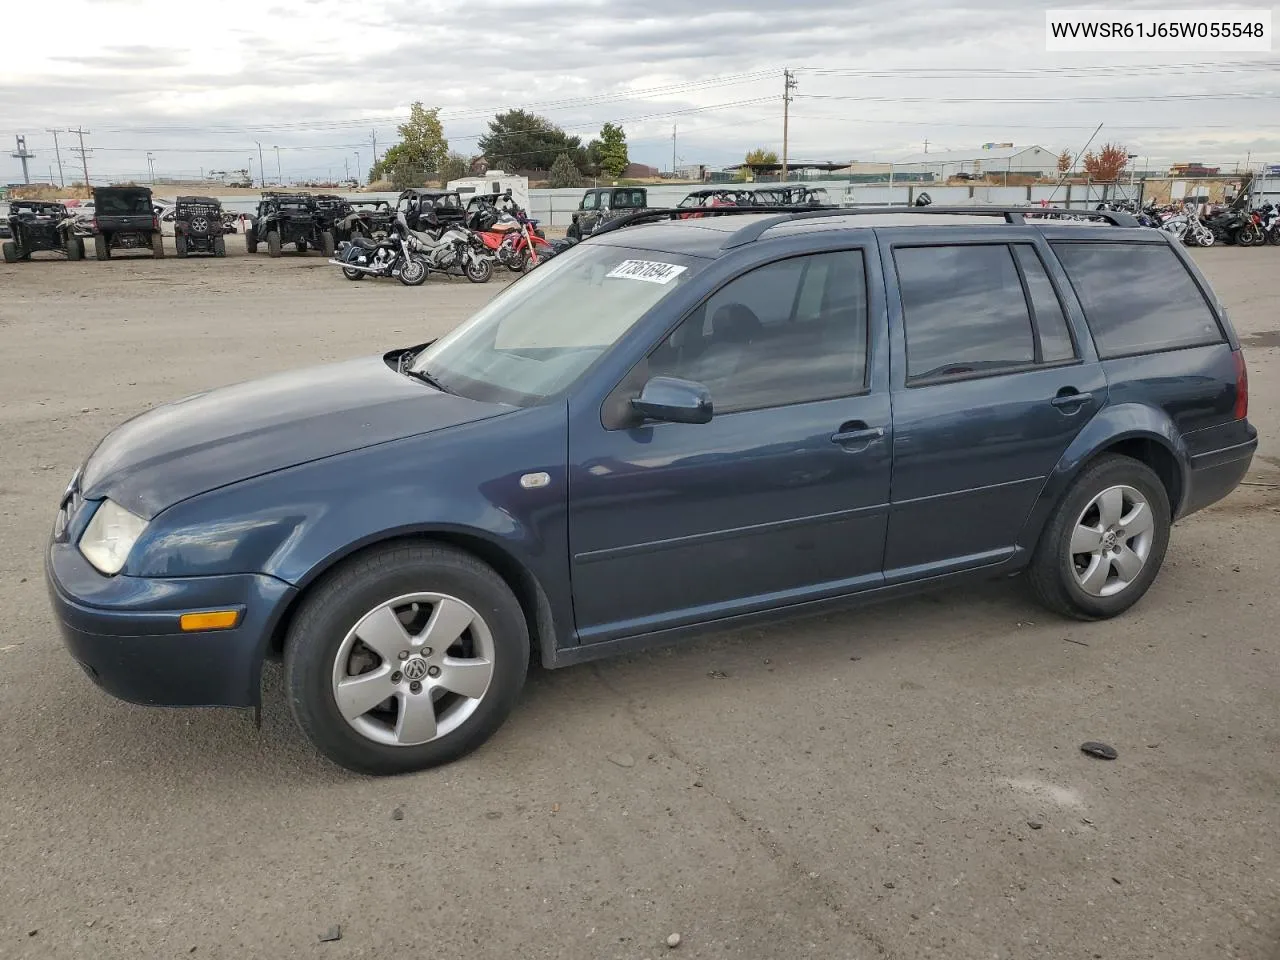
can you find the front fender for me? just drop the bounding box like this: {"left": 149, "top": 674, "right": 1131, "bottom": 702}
{"left": 1017, "top": 402, "right": 1190, "bottom": 550}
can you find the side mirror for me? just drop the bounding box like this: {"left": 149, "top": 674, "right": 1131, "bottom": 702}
{"left": 630, "top": 377, "right": 713, "bottom": 425}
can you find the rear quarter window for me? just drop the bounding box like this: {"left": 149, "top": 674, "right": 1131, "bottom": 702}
{"left": 1051, "top": 241, "right": 1224, "bottom": 358}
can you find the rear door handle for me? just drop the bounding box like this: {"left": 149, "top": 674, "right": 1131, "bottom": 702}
{"left": 831, "top": 425, "right": 885, "bottom": 445}
{"left": 1051, "top": 390, "right": 1094, "bottom": 409}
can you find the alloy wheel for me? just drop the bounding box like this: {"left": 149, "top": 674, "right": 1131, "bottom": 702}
{"left": 331, "top": 592, "right": 495, "bottom": 747}
{"left": 1068, "top": 485, "right": 1156, "bottom": 597}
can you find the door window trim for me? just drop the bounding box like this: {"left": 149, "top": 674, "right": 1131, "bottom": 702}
{"left": 601, "top": 247, "right": 874, "bottom": 429}
{"left": 890, "top": 240, "right": 1083, "bottom": 389}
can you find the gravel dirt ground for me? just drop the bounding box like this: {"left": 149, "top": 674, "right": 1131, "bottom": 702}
{"left": 1, "top": 237, "right": 1277, "bottom": 960}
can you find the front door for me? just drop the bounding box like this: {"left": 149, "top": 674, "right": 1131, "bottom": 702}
{"left": 880, "top": 235, "right": 1108, "bottom": 578}
{"left": 568, "top": 247, "right": 892, "bottom": 645}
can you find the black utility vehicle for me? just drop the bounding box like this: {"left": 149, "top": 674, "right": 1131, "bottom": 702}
{"left": 750, "top": 185, "right": 832, "bottom": 207}
{"left": 396, "top": 189, "right": 466, "bottom": 231}
{"left": 91, "top": 186, "right": 164, "bottom": 259}
{"left": 568, "top": 186, "right": 648, "bottom": 239}
{"left": 245, "top": 193, "right": 335, "bottom": 258}
{"left": 3, "top": 200, "right": 84, "bottom": 262}
{"left": 332, "top": 200, "right": 395, "bottom": 243}
{"left": 173, "top": 196, "right": 229, "bottom": 258}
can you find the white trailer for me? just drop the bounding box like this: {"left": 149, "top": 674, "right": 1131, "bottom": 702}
{"left": 446, "top": 171, "right": 530, "bottom": 214}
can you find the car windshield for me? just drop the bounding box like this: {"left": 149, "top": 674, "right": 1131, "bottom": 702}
{"left": 411, "top": 243, "right": 704, "bottom": 406}
{"left": 96, "top": 193, "right": 152, "bottom": 215}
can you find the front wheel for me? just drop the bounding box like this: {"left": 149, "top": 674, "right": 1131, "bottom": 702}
{"left": 2, "top": 240, "right": 17, "bottom": 263}
{"left": 507, "top": 248, "right": 529, "bottom": 273}
{"left": 267, "top": 231, "right": 282, "bottom": 258}
{"left": 283, "top": 543, "right": 530, "bottom": 776}
{"left": 465, "top": 254, "right": 493, "bottom": 283}
{"left": 321, "top": 230, "right": 336, "bottom": 258}
{"left": 1028, "top": 454, "right": 1171, "bottom": 621}
{"left": 66, "top": 235, "right": 83, "bottom": 261}
{"left": 397, "top": 255, "right": 428, "bottom": 286}
{"left": 245, "top": 225, "right": 258, "bottom": 253}
{"left": 213, "top": 236, "right": 226, "bottom": 258}
{"left": 175, "top": 234, "right": 188, "bottom": 258}
{"left": 94, "top": 235, "right": 111, "bottom": 260}
{"left": 151, "top": 232, "right": 165, "bottom": 258}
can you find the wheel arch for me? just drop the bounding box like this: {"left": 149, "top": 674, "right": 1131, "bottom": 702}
{"left": 1018, "top": 404, "right": 1190, "bottom": 551}
{"left": 265, "top": 528, "right": 561, "bottom": 671}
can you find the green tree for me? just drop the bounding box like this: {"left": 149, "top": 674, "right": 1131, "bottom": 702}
{"left": 371, "top": 102, "right": 449, "bottom": 183}
{"left": 548, "top": 153, "right": 583, "bottom": 188}
{"left": 598, "top": 122, "right": 629, "bottom": 179}
{"left": 440, "top": 151, "right": 471, "bottom": 183}
{"left": 479, "top": 109, "right": 588, "bottom": 171}
{"left": 744, "top": 147, "right": 779, "bottom": 166}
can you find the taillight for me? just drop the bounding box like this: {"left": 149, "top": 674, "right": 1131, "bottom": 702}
{"left": 153, "top": 216, "right": 160, "bottom": 231}
{"left": 1233, "top": 349, "right": 1249, "bottom": 420}
{"left": 92, "top": 218, "right": 99, "bottom": 231}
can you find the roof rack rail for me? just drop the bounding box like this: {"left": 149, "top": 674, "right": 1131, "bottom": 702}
{"left": 587, "top": 204, "right": 1139, "bottom": 245}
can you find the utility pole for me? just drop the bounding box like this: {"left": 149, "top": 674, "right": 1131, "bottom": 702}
{"left": 147, "top": 152, "right": 155, "bottom": 183}
{"left": 10, "top": 135, "right": 34, "bottom": 184}
{"left": 255, "top": 141, "right": 266, "bottom": 187}
{"left": 68, "top": 128, "right": 91, "bottom": 188}
{"left": 923, "top": 139, "right": 930, "bottom": 154}
{"left": 344, "top": 157, "right": 350, "bottom": 182}
{"left": 46, "top": 129, "right": 65, "bottom": 187}
{"left": 273, "top": 145, "right": 282, "bottom": 185}
{"left": 371, "top": 130, "right": 378, "bottom": 170}
{"left": 671, "top": 124, "right": 677, "bottom": 176}
{"left": 781, "top": 68, "right": 797, "bottom": 183}
{"left": 355, "top": 151, "right": 362, "bottom": 184}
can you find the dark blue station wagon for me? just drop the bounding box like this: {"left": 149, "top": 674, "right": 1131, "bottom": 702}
{"left": 47, "top": 207, "right": 1257, "bottom": 775}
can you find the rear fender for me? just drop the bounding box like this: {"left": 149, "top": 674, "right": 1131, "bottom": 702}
{"left": 1016, "top": 402, "right": 1190, "bottom": 550}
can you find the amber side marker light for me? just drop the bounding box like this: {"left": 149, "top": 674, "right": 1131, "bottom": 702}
{"left": 179, "top": 610, "right": 241, "bottom": 632}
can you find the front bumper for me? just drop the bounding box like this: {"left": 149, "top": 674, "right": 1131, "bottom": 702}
{"left": 46, "top": 540, "right": 296, "bottom": 708}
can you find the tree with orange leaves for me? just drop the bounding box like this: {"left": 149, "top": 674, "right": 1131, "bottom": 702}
{"left": 1081, "top": 143, "right": 1130, "bottom": 181}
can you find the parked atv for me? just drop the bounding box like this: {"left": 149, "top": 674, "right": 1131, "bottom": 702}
{"left": 244, "top": 193, "right": 335, "bottom": 258}
{"left": 2, "top": 200, "right": 85, "bottom": 262}
{"left": 91, "top": 186, "right": 164, "bottom": 259}
{"left": 173, "top": 196, "right": 229, "bottom": 257}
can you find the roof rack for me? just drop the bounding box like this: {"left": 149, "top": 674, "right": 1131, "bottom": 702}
{"left": 588, "top": 204, "right": 1139, "bottom": 246}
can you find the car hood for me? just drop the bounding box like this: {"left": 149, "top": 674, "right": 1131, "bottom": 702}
{"left": 79, "top": 354, "right": 510, "bottom": 519}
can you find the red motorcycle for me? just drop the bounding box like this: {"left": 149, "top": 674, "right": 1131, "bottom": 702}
{"left": 475, "top": 209, "right": 550, "bottom": 273}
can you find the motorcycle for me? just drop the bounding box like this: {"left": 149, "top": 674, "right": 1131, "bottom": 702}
{"left": 1203, "top": 208, "right": 1259, "bottom": 246}
{"left": 1258, "top": 203, "right": 1280, "bottom": 244}
{"left": 328, "top": 213, "right": 428, "bottom": 286}
{"left": 1160, "top": 206, "right": 1214, "bottom": 247}
{"left": 476, "top": 210, "right": 551, "bottom": 273}
{"left": 408, "top": 214, "right": 495, "bottom": 283}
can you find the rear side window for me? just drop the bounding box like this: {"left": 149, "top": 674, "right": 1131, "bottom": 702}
{"left": 1012, "top": 246, "right": 1075, "bottom": 363}
{"left": 895, "top": 245, "right": 1035, "bottom": 381}
{"left": 1051, "top": 242, "right": 1224, "bottom": 357}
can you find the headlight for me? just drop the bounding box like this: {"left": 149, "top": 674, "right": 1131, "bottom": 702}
{"left": 79, "top": 499, "right": 149, "bottom": 575}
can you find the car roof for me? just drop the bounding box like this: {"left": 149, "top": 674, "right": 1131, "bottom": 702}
{"left": 588, "top": 207, "right": 1152, "bottom": 257}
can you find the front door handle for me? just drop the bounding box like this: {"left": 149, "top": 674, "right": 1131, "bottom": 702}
{"left": 1051, "top": 390, "right": 1094, "bottom": 410}
{"left": 831, "top": 424, "right": 885, "bottom": 446}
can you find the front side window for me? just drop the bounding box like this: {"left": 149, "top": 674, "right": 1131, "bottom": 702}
{"left": 1051, "top": 241, "right": 1224, "bottom": 358}
{"left": 645, "top": 250, "right": 869, "bottom": 414}
{"left": 580, "top": 192, "right": 597, "bottom": 211}
{"left": 412, "top": 245, "right": 703, "bottom": 406}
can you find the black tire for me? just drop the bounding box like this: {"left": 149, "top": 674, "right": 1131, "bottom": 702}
{"left": 1028, "top": 454, "right": 1171, "bottom": 621}
{"left": 151, "top": 232, "right": 165, "bottom": 258}
{"left": 72, "top": 237, "right": 85, "bottom": 260}
{"left": 465, "top": 255, "right": 493, "bottom": 283}
{"left": 566, "top": 222, "right": 580, "bottom": 241}
{"left": 213, "top": 236, "right": 226, "bottom": 258}
{"left": 283, "top": 542, "right": 530, "bottom": 776}
{"left": 397, "top": 255, "right": 428, "bottom": 287}
{"left": 175, "top": 234, "right": 188, "bottom": 258}
{"left": 94, "top": 235, "right": 111, "bottom": 260}
{"left": 321, "top": 230, "right": 336, "bottom": 258}
{"left": 245, "top": 225, "right": 258, "bottom": 254}
{"left": 2, "top": 240, "right": 17, "bottom": 263}
{"left": 342, "top": 267, "right": 365, "bottom": 281}
{"left": 65, "top": 235, "right": 83, "bottom": 261}
{"left": 267, "top": 230, "right": 282, "bottom": 258}
{"left": 508, "top": 248, "right": 529, "bottom": 273}
{"left": 296, "top": 239, "right": 308, "bottom": 254}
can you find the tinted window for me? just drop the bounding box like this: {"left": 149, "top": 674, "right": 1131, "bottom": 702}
{"left": 1051, "top": 242, "right": 1223, "bottom": 357}
{"left": 647, "top": 251, "right": 868, "bottom": 413}
{"left": 896, "top": 244, "right": 1034, "bottom": 381}
{"left": 1012, "top": 245, "right": 1076, "bottom": 362}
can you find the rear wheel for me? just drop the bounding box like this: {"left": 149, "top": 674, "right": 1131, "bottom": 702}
{"left": 213, "top": 236, "right": 226, "bottom": 257}
{"left": 94, "top": 235, "right": 111, "bottom": 260}
{"left": 465, "top": 255, "right": 493, "bottom": 283}
{"left": 65, "top": 235, "right": 83, "bottom": 261}
{"left": 1028, "top": 454, "right": 1171, "bottom": 621}
{"left": 296, "top": 239, "right": 308, "bottom": 254}
{"left": 245, "top": 225, "right": 258, "bottom": 253}
{"left": 283, "top": 543, "right": 530, "bottom": 775}
{"left": 267, "top": 231, "right": 282, "bottom": 258}
{"left": 2, "top": 240, "right": 17, "bottom": 263}
{"left": 343, "top": 266, "right": 365, "bottom": 281}
{"left": 175, "top": 234, "right": 188, "bottom": 257}
{"left": 151, "top": 233, "right": 165, "bottom": 258}
{"left": 321, "top": 230, "right": 336, "bottom": 258}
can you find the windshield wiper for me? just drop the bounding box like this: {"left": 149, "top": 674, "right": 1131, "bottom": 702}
{"left": 399, "top": 354, "right": 448, "bottom": 392}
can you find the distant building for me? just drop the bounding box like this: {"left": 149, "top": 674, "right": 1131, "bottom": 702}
{"left": 890, "top": 145, "right": 1054, "bottom": 179}
{"left": 1169, "top": 162, "right": 1221, "bottom": 177}
{"left": 623, "top": 163, "right": 661, "bottom": 179}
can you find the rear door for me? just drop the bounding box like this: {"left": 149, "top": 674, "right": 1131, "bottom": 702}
{"left": 880, "top": 230, "right": 1108, "bottom": 579}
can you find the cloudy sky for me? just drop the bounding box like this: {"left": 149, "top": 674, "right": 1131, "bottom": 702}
{"left": 3, "top": 0, "right": 1277, "bottom": 184}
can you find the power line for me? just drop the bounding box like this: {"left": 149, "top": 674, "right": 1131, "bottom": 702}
{"left": 797, "top": 92, "right": 1280, "bottom": 104}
